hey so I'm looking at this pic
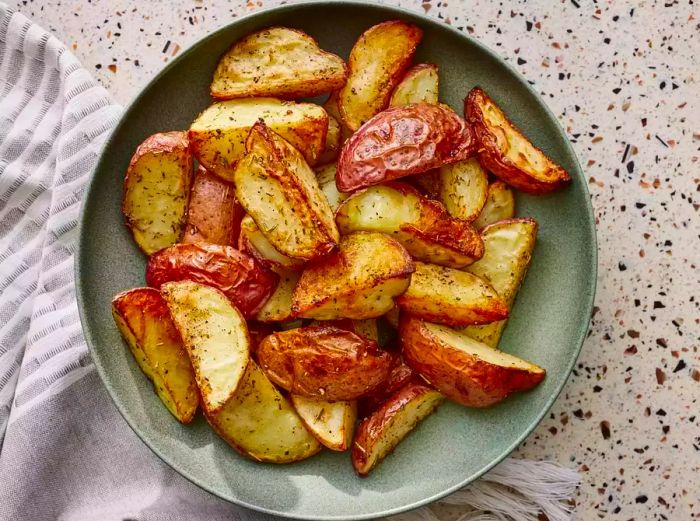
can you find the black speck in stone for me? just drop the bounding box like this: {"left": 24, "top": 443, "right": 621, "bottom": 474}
{"left": 653, "top": 301, "right": 665, "bottom": 309}
{"left": 526, "top": 21, "right": 533, "bottom": 31}
{"left": 635, "top": 202, "right": 646, "bottom": 208}
{"left": 517, "top": 57, "right": 527, "bottom": 65}
{"left": 636, "top": 495, "right": 648, "bottom": 504}
{"left": 618, "top": 261, "right": 627, "bottom": 271}
{"left": 627, "top": 161, "right": 635, "bottom": 173}
{"left": 656, "top": 408, "right": 667, "bottom": 416}
{"left": 559, "top": 72, "right": 566, "bottom": 80}
{"left": 660, "top": 81, "right": 666, "bottom": 89}
{"left": 673, "top": 360, "right": 687, "bottom": 373}
{"left": 573, "top": 409, "right": 584, "bottom": 419}
{"left": 662, "top": 425, "right": 670, "bottom": 434}
{"left": 634, "top": 299, "right": 641, "bottom": 307}
{"left": 612, "top": 87, "right": 622, "bottom": 94}
{"left": 604, "top": 37, "right": 611, "bottom": 44}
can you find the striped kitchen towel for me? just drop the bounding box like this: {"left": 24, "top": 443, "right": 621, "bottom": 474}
{"left": 0, "top": 4, "right": 579, "bottom": 520}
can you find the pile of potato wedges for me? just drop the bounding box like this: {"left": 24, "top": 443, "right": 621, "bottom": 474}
{"left": 113, "top": 21, "right": 571, "bottom": 476}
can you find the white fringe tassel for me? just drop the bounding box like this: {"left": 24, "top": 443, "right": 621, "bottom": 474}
{"left": 391, "top": 458, "right": 581, "bottom": 521}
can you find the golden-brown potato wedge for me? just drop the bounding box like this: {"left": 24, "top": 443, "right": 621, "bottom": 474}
{"left": 339, "top": 21, "right": 423, "bottom": 131}
{"left": 309, "top": 318, "right": 379, "bottom": 342}
{"left": 335, "top": 183, "right": 484, "bottom": 268}
{"left": 438, "top": 158, "right": 489, "bottom": 222}
{"left": 160, "top": 281, "right": 250, "bottom": 414}
{"left": 182, "top": 166, "right": 244, "bottom": 246}
{"left": 146, "top": 242, "right": 278, "bottom": 318}
{"left": 352, "top": 377, "right": 444, "bottom": 476}
{"left": 358, "top": 356, "right": 415, "bottom": 417}
{"left": 234, "top": 122, "right": 339, "bottom": 260}
{"left": 189, "top": 98, "right": 328, "bottom": 180}
{"left": 323, "top": 91, "right": 354, "bottom": 142}
{"left": 257, "top": 325, "right": 394, "bottom": 400}
{"left": 465, "top": 87, "right": 571, "bottom": 194}
{"left": 290, "top": 395, "right": 357, "bottom": 451}
{"left": 211, "top": 27, "right": 347, "bottom": 100}
{"left": 238, "top": 215, "right": 305, "bottom": 271}
{"left": 122, "top": 131, "right": 193, "bottom": 255}
{"left": 207, "top": 360, "right": 321, "bottom": 463}
{"left": 292, "top": 232, "right": 414, "bottom": 320}
{"left": 336, "top": 104, "right": 476, "bottom": 192}
{"left": 316, "top": 113, "right": 342, "bottom": 165}
{"left": 112, "top": 288, "right": 198, "bottom": 423}
{"left": 254, "top": 269, "right": 300, "bottom": 323}
{"left": 400, "top": 316, "right": 545, "bottom": 407}
{"left": 315, "top": 163, "right": 349, "bottom": 212}
{"left": 472, "top": 181, "right": 516, "bottom": 230}
{"left": 396, "top": 262, "right": 509, "bottom": 327}
{"left": 460, "top": 218, "right": 538, "bottom": 346}
{"left": 389, "top": 63, "right": 439, "bottom": 107}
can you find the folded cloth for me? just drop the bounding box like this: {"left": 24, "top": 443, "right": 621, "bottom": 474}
{"left": 0, "top": 4, "right": 580, "bottom": 520}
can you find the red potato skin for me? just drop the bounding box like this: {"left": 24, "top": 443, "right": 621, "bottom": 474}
{"left": 146, "top": 243, "right": 278, "bottom": 318}
{"left": 257, "top": 326, "right": 395, "bottom": 401}
{"left": 358, "top": 356, "right": 415, "bottom": 417}
{"left": 112, "top": 287, "right": 184, "bottom": 346}
{"left": 336, "top": 103, "right": 477, "bottom": 192}
{"left": 465, "top": 88, "right": 571, "bottom": 194}
{"left": 124, "top": 131, "right": 190, "bottom": 175}
{"left": 182, "top": 166, "right": 244, "bottom": 246}
{"left": 352, "top": 376, "right": 443, "bottom": 476}
{"left": 399, "top": 315, "right": 545, "bottom": 407}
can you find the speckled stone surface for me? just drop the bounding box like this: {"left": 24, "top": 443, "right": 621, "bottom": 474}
{"left": 10, "top": 0, "right": 699, "bottom": 519}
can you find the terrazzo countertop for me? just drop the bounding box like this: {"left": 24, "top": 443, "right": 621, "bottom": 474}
{"left": 10, "top": 0, "right": 698, "bottom": 519}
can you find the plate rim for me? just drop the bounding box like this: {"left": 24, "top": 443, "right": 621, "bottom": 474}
{"left": 75, "top": 1, "right": 598, "bottom": 519}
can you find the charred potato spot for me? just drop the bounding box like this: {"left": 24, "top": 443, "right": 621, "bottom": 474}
{"left": 211, "top": 27, "right": 347, "bottom": 100}
{"left": 122, "top": 131, "right": 193, "bottom": 255}
{"left": 234, "top": 122, "right": 339, "bottom": 261}
{"left": 189, "top": 98, "right": 328, "bottom": 181}
{"left": 466, "top": 87, "right": 571, "bottom": 194}
{"left": 112, "top": 288, "right": 198, "bottom": 423}
{"left": 339, "top": 21, "right": 423, "bottom": 131}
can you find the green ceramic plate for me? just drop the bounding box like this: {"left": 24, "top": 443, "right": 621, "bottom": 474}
{"left": 76, "top": 1, "right": 596, "bottom": 519}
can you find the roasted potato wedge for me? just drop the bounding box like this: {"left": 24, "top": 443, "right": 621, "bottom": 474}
{"left": 358, "top": 356, "right": 415, "bottom": 416}
{"left": 316, "top": 113, "right": 343, "bottom": 165}
{"left": 182, "top": 166, "right": 244, "bottom": 246}
{"left": 292, "top": 232, "right": 414, "bottom": 320}
{"left": 401, "top": 316, "right": 545, "bottom": 407}
{"left": 309, "top": 318, "right": 379, "bottom": 342}
{"left": 189, "top": 98, "right": 328, "bottom": 180}
{"left": 323, "top": 91, "right": 354, "bottom": 142}
{"left": 112, "top": 288, "right": 198, "bottom": 423}
{"left": 472, "top": 181, "right": 516, "bottom": 230}
{"left": 438, "top": 158, "right": 489, "bottom": 222}
{"left": 254, "top": 269, "right": 300, "bottom": 323}
{"left": 161, "top": 281, "right": 250, "bottom": 414}
{"left": 389, "top": 63, "right": 439, "bottom": 107}
{"left": 460, "top": 218, "right": 538, "bottom": 346}
{"left": 335, "top": 183, "right": 484, "bottom": 268}
{"left": 339, "top": 21, "right": 423, "bottom": 131}
{"left": 336, "top": 103, "right": 476, "bottom": 192}
{"left": 122, "top": 131, "right": 193, "bottom": 255}
{"left": 146, "top": 242, "right": 278, "bottom": 318}
{"left": 238, "top": 215, "right": 304, "bottom": 271}
{"left": 352, "top": 377, "right": 444, "bottom": 476}
{"left": 211, "top": 27, "right": 347, "bottom": 100}
{"left": 465, "top": 87, "right": 571, "bottom": 194}
{"left": 291, "top": 395, "right": 357, "bottom": 451}
{"left": 258, "top": 326, "right": 394, "bottom": 400}
{"left": 315, "top": 163, "right": 349, "bottom": 212}
{"left": 207, "top": 360, "right": 321, "bottom": 463}
{"left": 234, "top": 122, "right": 339, "bottom": 260}
{"left": 396, "top": 262, "right": 509, "bottom": 327}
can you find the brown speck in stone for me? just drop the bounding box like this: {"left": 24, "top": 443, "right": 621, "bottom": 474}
{"left": 625, "top": 345, "right": 638, "bottom": 355}
{"left": 549, "top": 426, "right": 558, "bottom": 435}
{"left": 108, "top": 64, "right": 117, "bottom": 73}
{"left": 561, "top": 414, "right": 569, "bottom": 425}
{"left": 656, "top": 338, "right": 668, "bottom": 348}
{"left": 645, "top": 407, "right": 651, "bottom": 416}
{"left": 692, "top": 369, "right": 700, "bottom": 382}
{"left": 600, "top": 421, "right": 611, "bottom": 439}
{"left": 573, "top": 409, "right": 584, "bottom": 419}
{"left": 627, "top": 330, "right": 640, "bottom": 339}
{"left": 656, "top": 368, "right": 666, "bottom": 385}
{"left": 580, "top": 464, "right": 589, "bottom": 472}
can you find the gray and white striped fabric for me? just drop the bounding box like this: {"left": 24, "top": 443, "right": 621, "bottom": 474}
{"left": 0, "top": 4, "right": 579, "bottom": 520}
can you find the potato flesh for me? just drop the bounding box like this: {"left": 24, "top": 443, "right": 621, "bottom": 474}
{"left": 472, "top": 181, "right": 516, "bottom": 230}
{"left": 316, "top": 114, "right": 342, "bottom": 165}
{"left": 112, "top": 288, "right": 198, "bottom": 423}
{"left": 397, "top": 262, "right": 508, "bottom": 327}
{"left": 189, "top": 98, "right": 327, "bottom": 180}
{"left": 123, "top": 148, "right": 191, "bottom": 255}
{"left": 339, "top": 21, "right": 423, "bottom": 131}
{"left": 460, "top": 219, "right": 537, "bottom": 346}
{"left": 439, "top": 158, "right": 489, "bottom": 222}
{"left": 292, "top": 232, "right": 414, "bottom": 320}
{"left": 389, "top": 63, "right": 439, "bottom": 107}
{"left": 160, "top": 281, "right": 249, "bottom": 414}
{"left": 255, "top": 269, "right": 300, "bottom": 323}
{"left": 315, "top": 163, "right": 348, "bottom": 212}
{"left": 208, "top": 361, "right": 321, "bottom": 463}
{"left": 291, "top": 395, "right": 356, "bottom": 451}
{"left": 211, "top": 27, "right": 347, "bottom": 100}
{"left": 239, "top": 215, "right": 304, "bottom": 270}
{"left": 234, "top": 123, "right": 339, "bottom": 260}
